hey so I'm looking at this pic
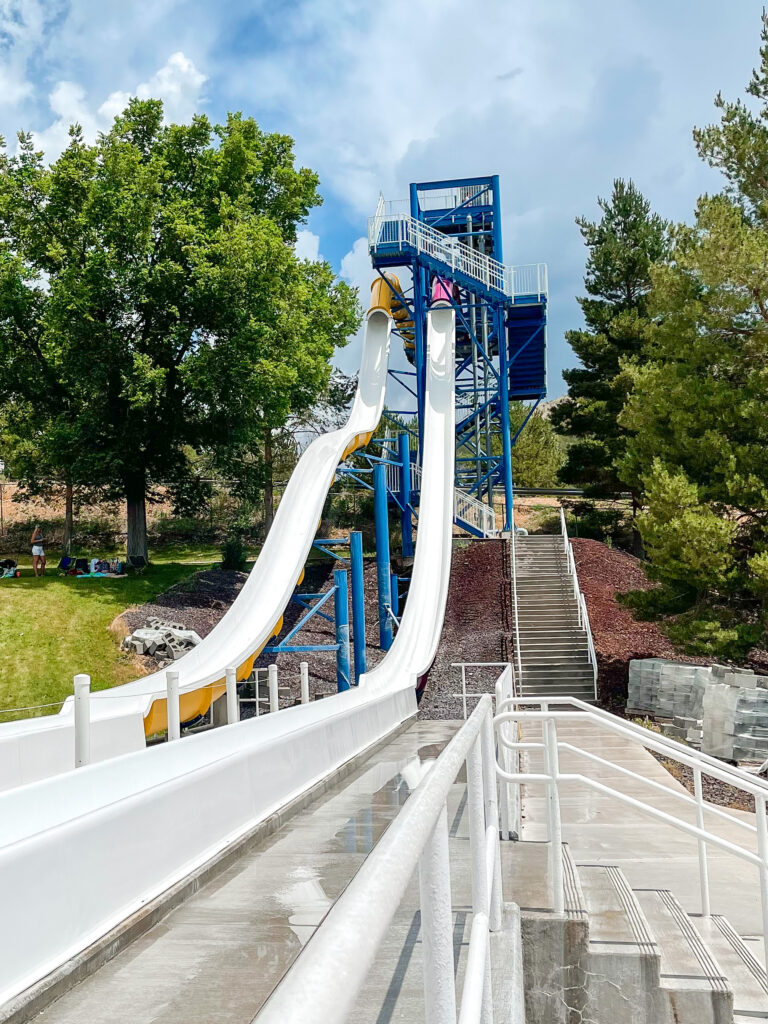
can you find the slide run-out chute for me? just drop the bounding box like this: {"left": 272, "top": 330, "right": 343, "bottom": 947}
{"left": 0, "top": 306, "right": 458, "bottom": 1008}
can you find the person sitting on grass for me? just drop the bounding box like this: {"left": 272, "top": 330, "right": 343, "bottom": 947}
{"left": 31, "top": 524, "right": 46, "bottom": 577}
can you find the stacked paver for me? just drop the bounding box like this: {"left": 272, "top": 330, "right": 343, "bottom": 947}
{"left": 121, "top": 616, "right": 202, "bottom": 666}
{"left": 629, "top": 658, "right": 768, "bottom": 760}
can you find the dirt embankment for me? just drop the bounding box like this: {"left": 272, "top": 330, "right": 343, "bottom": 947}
{"left": 571, "top": 538, "right": 707, "bottom": 712}
{"left": 418, "top": 539, "right": 511, "bottom": 719}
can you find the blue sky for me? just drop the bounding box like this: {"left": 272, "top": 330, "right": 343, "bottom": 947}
{"left": 0, "top": 0, "right": 764, "bottom": 398}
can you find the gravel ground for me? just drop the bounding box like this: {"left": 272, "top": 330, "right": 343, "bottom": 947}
{"left": 418, "top": 538, "right": 511, "bottom": 720}
{"left": 117, "top": 540, "right": 512, "bottom": 716}
{"left": 650, "top": 750, "right": 756, "bottom": 812}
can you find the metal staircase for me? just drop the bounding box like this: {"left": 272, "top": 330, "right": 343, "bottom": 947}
{"left": 511, "top": 524, "right": 597, "bottom": 700}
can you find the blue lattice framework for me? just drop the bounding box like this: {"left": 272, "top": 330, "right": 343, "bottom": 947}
{"left": 367, "top": 176, "right": 548, "bottom": 530}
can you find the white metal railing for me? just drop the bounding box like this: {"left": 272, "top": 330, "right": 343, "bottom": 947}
{"left": 399, "top": 462, "right": 496, "bottom": 537}
{"left": 368, "top": 198, "right": 547, "bottom": 303}
{"left": 510, "top": 509, "right": 524, "bottom": 689}
{"left": 494, "top": 694, "right": 768, "bottom": 970}
{"left": 560, "top": 507, "right": 597, "bottom": 697}
{"left": 257, "top": 694, "right": 504, "bottom": 1024}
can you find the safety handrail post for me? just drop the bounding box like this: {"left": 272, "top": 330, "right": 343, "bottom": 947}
{"left": 418, "top": 803, "right": 457, "bottom": 1024}
{"left": 757, "top": 795, "right": 768, "bottom": 976}
{"left": 693, "top": 767, "right": 711, "bottom": 917}
{"left": 544, "top": 718, "right": 565, "bottom": 914}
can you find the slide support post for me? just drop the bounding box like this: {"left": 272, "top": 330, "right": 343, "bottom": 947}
{"left": 497, "top": 306, "right": 514, "bottom": 532}
{"left": 398, "top": 432, "right": 413, "bottom": 558}
{"left": 349, "top": 531, "right": 366, "bottom": 683}
{"left": 334, "top": 568, "right": 351, "bottom": 691}
{"left": 373, "top": 463, "right": 393, "bottom": 651}
{"left": 390, "top": 574, "right": 399, "bottom": 618}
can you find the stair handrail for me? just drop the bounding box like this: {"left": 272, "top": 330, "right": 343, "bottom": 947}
{"left": 258, "top": 694, "right": 505, "bottom": 1024}
{"left": 368, "top": 204, "right": 548, "bottom": 303}
{"left": 560, "top": 506, "right": 598, "bottom": 698}
{"left": 410, "top": 463, "right": 496, "bottom": 537}
{"left": 494, "top": 694, "right": 768, "bottom": 970}
{"left": 510, "top": 509, "right": 524, "bottom": 691}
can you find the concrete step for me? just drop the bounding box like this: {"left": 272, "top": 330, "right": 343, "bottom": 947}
{"left": 633, "top": 888, "right": 733, "bottom": 1023}
{"left": 520, "top": 686, "right": 596, "bottom": 699}
{"left": 577, "top": 863, "right": 662, "bottom": 1022}
{"left": 690, "top": 914, "right": 768, "bottom": 1019}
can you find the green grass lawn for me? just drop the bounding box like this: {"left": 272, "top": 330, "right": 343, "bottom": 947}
{"left": 0, "top": 546, "right": 223, "bottom": 720}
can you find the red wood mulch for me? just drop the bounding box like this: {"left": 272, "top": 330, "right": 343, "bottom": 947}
{"left": 571, "top": 538, "right": 708, "bottom": 712}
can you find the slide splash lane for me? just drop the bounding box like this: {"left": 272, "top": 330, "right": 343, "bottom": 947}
{"left": 0, "top": 307, "right": 457, "bottom": 1010}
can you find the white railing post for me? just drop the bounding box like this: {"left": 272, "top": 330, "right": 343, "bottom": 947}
{"left": 461, "top": 664, "right": 468, "bottom": 720}
{"left": 756, "top": 794, "right": 768, "bottom": 975}
{"left": 467, "top": 736, "right": 488, "bottom": 916}
{"left": 300, "top": 661, "right": 310, "bottom": 705}
{"left": 544, "top": 717, "right": 565, "bottom": 914}
{"left": 73, "top": 673, "right": 91, "bottom": 768}
{"left": 510, "top": 517, "right": 523, "bottom": 689}
{"left": 166, "top": 669, "right": 180, "bottom": 741}
{"left": 693, "top": 767, "right": 711, "bottom": 917}
{"left": 418, "top": 803, "right": 457, "bottom": 1024}
{"left": 481, "top": 710, "right": 503, "bottom": 931}
{"left": 225, "top": 665, "right": 238, "bottom": 725}
{"left": 268, "top": 664, "right": 279, "bottom": 713}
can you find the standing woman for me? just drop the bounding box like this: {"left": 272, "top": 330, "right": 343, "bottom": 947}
{"left": 31, "top": 524, "right": 46, "bottom": 577}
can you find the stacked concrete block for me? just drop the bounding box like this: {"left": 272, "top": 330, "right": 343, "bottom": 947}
{"left": 628, "top": 658, "right": 676, "bottom": 715}
{"left": 122, "top": 619, "right": 202, "bottom": 666}
{"left": 630, "top": 659, "right": 768, "bottom": 760}
{"left": 732, "top": 683, "right": 768, "bottom": 760}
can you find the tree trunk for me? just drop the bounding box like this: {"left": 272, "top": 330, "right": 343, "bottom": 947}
{"left": 264, "top": 426, "right": 274, "bottom": 536}
{"left": 126, "top": 470, "right": 149, "bottom": 563}
{"left": 63, "top": 482, "right": 74, "bottom": 555}
{"left": 631, "top": 492, "right": 644, "bottom": 558}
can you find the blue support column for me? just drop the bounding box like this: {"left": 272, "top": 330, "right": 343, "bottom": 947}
{"left": 412, "top": 260, "right": 427, "bottom": 461}
{"left": 373, "top": 462, "right": 393, "bottom": 651}
{"left": 390, "top": 574, "right": 399, "bottom": 618}
{"left": 349, "top": 531, "right": 366, "bottom": 684}
{"left": 334, "top": 568, "right": 351, "bottom": 691}
{"left": 491, "top": 174, "right": 503, "bottom": 262}
{"left": 496, "top": 306, "right": 514, "bottom": 532}
{"left": 398, "top": 432, "right": 413, "bottom": 558}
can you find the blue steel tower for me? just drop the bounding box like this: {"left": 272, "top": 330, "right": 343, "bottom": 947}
{"left": 367, "top": 176, "right": 548, "bottom": 532}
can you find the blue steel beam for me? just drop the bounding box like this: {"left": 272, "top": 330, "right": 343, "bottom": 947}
{"left": 373, "top": 462, "right": 393, "bottom": 650}
{"left": 349, "top": 531, "right": 366, "bottom": 683}
{"left": 334, "top": 568, "right": 351, "bottom": 692}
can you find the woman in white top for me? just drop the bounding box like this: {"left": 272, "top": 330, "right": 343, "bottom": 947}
{"left": 31, "top": 525, "right": 46, "bottom": 577}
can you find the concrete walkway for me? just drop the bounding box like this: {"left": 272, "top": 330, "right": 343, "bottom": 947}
{"left": 33, "top": 722, "right": 458, "bottom": 1024}
{"left": 519, "top": 718, "right": 763, "bottom": 949}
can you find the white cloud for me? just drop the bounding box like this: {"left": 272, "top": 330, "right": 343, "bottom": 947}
{"left": 0, "top": 0, "right": 59, "bottom": 109}
{"left": 294, "top": 229, "right": 321, "bottom": 262}
{"left": 31, "top": 51, "right": 207, "bottom": 160}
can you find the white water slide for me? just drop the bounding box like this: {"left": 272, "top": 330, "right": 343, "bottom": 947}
{"left": 0, "top": 303, "right": 420, "bottom": 787}
{"left": 0, "top": 305, "right": 457, "bottom": 1007}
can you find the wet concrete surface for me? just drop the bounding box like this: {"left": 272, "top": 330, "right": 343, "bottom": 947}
{"left": 33, "top": 721, "right": 458, "bottom": 1024}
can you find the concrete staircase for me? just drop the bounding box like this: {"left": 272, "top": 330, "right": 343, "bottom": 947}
{"left": 504, "top": 841, "right": 768, "bottom": 1023}
{"left": 512, "top": 533, "right": 596, "bottom": 700}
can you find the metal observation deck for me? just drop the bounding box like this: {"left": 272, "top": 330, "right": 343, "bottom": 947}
{"left": 368, "top": 177, "right": 548, "bottom": 531}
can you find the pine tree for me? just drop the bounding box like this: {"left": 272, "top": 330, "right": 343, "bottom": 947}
{"left": 551, "top": 180, "right": 669, "bottom": 499}
{"left": 620, "top": 11, "right": 768, "bottom": 599}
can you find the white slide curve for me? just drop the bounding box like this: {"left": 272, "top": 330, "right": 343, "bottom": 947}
{"left": 0, "top": 308, "right": 393, "bottom": 789}
{"left": 0, "top": 306, "right": 457, "bottom": 1009}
